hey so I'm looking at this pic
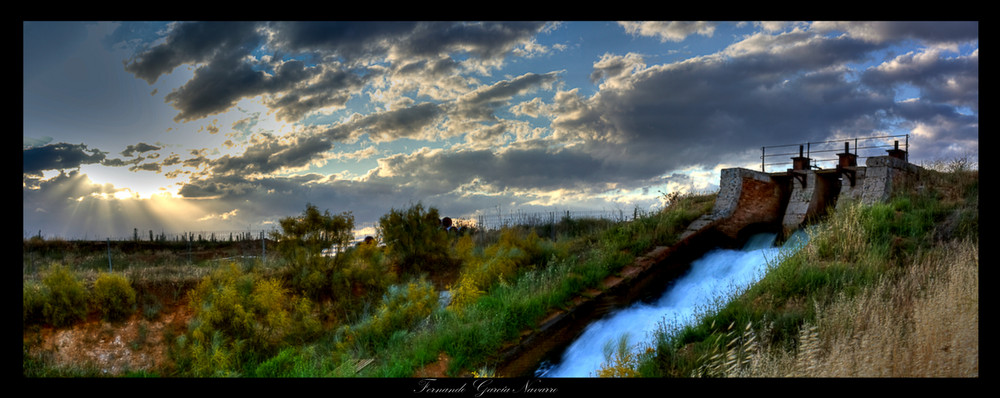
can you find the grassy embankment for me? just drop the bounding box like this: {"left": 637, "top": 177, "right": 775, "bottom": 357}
{"left": 24, "top": 158, "right": 976, "bottom": 378}
{"left": 597, "top": 159, "right": 978, "bottom": 378}
{"left": 23, "top": 192, "right": 715, "bottom": 377}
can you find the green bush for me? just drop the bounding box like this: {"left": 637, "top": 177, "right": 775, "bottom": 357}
{"left": 92, "top": 272, "right": 137, "bottom": 322}
{"left": 333, "top": 241, "right": 397, "bottom": 316}
{"left": 40, "top": 264, "right": 89, "bottom": 327}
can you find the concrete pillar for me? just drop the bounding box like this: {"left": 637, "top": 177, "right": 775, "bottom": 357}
{"left": 861, "top": 156, "right": 923, "bottom": 205}
{"left": 782, "top": 170, "right": 838, "bottom": 233}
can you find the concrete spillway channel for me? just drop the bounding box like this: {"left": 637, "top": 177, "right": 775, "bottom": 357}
{"left": 491, "top": 167, "right": 789, "bottom": 377}
{"left": 492, "top": 154, "right": 923, "bottom": 376}
{"left": 493, "top": 224, "right": 743, "bottom": 377}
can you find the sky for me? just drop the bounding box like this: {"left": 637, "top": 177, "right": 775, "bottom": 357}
{"left": 23, "top": 21, "right": 979, "bottom": 240}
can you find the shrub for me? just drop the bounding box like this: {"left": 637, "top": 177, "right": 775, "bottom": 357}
{"left": 92, "top": 272, "right": 137, "bottom": 322}
{"left": 333, "top": 242, "right": 397, "bottom": 316}
{"left": 448, "top": 229, "right": 549, "bottom": 312}
{"left": 347, "top": 278, "right": 438, "bottom": 354}
{"left": 180, "top": 263, "right": 314, "bottom": 376}
{"left": 40, "top": 264, "right": 89, "bottom": 327}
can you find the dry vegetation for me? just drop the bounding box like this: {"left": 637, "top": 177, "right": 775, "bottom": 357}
{"left": 692, "top": 238, "right": 977, "bottom": 377}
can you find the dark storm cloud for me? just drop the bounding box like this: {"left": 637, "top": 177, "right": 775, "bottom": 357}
{"left": 161, "top": 51, "right": 270, "bottom": 122}
{"left": 125, "top": 21, "right": 263, "bottom": 85}
{"left": 101, "top": 158, "right": 128, "bottom": 167}
{"left": 23, "top": 169, "right": 116, "bottom": 199}
{"left": 323, "top": 102, "right": 446, "bottom": 142}
{"left": 23, "top": 143, "right": 107, "bottom": 175}
{"left": 266, "top": 21, "right": 421, "bottom": 61}
{"left": 861, "top": 49, "right": 979, "bottom": 111}
{"left": 551, "top": 28, "right": 919, "bottom": 177}
{"left": 121, "top": 142, "right": 161, "bottom": 157}
{"left": 395, "top": 56, "right": 460, "bottom": 78}
{"left": 209, "top": 133, "right": 334, "bottom": 175}
{"left": 374, "top": 146, "right": 648, "bottom": 196}
{"left": 129, "top": 162, "right": 162, "bottom": 173}
{"left": 268, "top": 21, "right": 546, "bottom": 60}
{"left": 266, "top": 64, "right": 375, "bottom": 122}
{"left": 174, "top": 169, "right": 414, "bottom": 225}
{"left": 125, "top": 21, "right": 368, "bottom": 123}
{"left": 812, "top": 21, "right": 979, "bottom": 45}
{"left": 453, "top": 72, "right": 561, "bottom": 121}
{"left": 176, "top": 172, "right": 277, "bottom": 198}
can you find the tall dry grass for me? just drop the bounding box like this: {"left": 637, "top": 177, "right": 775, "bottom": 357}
{"left": 696, "top": 238, "right": 978, "bottom": 377}
{"left": 795, "top": 238, "right": 979, "bottom": 377}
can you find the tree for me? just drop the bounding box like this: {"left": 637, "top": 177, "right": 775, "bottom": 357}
{"left": 378, "top": 203, "right": 453, "bottom": 274}
{"left": 272, "top": 203, "right": 355, "bottom": 298}
{"left": 274, "top": 203, "right": 355, "bottom": 257}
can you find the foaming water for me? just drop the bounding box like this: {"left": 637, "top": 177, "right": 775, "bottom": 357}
{"left": 537, "top": 231, "right": 808, "bottom": 377}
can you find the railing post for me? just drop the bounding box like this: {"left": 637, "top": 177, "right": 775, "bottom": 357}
{"left": 761, "top": 146, "right": 764, "bottom": 172}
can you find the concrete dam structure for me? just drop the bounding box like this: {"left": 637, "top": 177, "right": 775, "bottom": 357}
{"left": 684, "top": 141, "right": 923, "bottom": 243}
{"left": 494, "top": 139, "right": 922, "bottom": 377}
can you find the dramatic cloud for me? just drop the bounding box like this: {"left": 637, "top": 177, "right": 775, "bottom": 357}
{"left": 619, "top": 21, "right": 717, "bottom": 42}
{"left": 23, "top": 143, "right": 106, "bottom": 175}
{"left": 862, "top": 48, "right": 979, "bottom": 111}
{"left": 121, "top": 142, "right": 161, "bottom": 157}
{"left": 125, "top": 21, "right": 550, "bottom": 125}
{"left": 125, "top": 21, "right": 263, "bottom": 85}
{"left": 24, "top": 21, "right": 978, "bottom": 239}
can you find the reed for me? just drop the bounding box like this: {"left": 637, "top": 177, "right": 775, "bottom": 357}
{"left": 785, "top": 239, "right": 978, "bottom": 377}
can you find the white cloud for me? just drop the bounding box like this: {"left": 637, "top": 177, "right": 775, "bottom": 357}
{"left": 618, "top": 21, "right": 716, "bottom": 42}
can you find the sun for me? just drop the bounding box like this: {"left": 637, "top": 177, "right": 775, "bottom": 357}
{"left": 111, "top": 186, "right": 180, "bottom": 201}
{"left": 79, "top": 164, "right": 186, "bottom": 200}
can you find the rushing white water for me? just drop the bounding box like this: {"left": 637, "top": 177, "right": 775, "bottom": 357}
{"left": 537, "top": 231, "right": 809, "bottom": 377}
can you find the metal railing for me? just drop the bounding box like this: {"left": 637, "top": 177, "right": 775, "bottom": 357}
{"left": 760, "top": 134, "right": 909, "bottom": 173}
{"left": 472, "top": 208, "right": 642, "bottom": 233}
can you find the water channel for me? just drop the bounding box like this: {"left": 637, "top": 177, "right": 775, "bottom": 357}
{"left": 535, "top": 230, "right": 809, "bottom": 377}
